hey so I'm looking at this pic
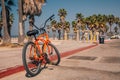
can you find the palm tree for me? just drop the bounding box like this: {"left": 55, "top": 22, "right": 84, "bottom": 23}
{"left": 8, "top": 13, "right": 14, "bottom": 35}
{"left": 84, "top": 15, "right": 97, "bottom": 41}
{"left": 114, "top": 17, "right": 119, "bottom": 34}
{"left": 0, "top": 17, "right": 2, "bottom": 39}
{"left": 65, "top": 21, "right": 70, "bottom": 33}
{"left": 1, "top": 0, "right": 10, "bottom": 44}
{"left": 18, "top": 0, "right": 25, "bottom": 44}
{"left": 58, "top": 8, "right": 67, "bottom": 40}
{"left": 76, "top": 13, "right": 84, "bottom": 41}
{"left": 22, "top": 0, "right": 46, "bottom": 20}
{"left": 22, "top": 0, "right": 46, "bottom": 41}
{"left": 107, "top": 14, "right": 115, "bottom": 34}
{"left": 96, "top": 14, "right": 108, "bottom": 34}
{"left": 22, "top": 0, "right": 46, "bottom": 40}
{"left": 118, "top": 21, "right": 120, "bottom": 34}
{"left": 0, "top": 0, "right": 15, "bottom": 45}
{"left": 76, "top": 13, "right": 84, "bottom": 29}
{"left": 84, "top": 17, "right": 92, "bottom": 41}
{"left": 95, "top": 14, "right": 108, "bottom": 41}
{"left": 84, "top": 17, "right": 91, "bottom": 30}
{"left": 72, "top": 21, "right": 77, "bottom": 40}
{"left": 64, "top": 21, "right": 70, "bottom": 40}
{"left": 76, "top": 13, "right": 84, "bottom": 20}
{"left": 51, "top": 20, "right": 57, "bottom": 40}
{"left": 118, "top": 18, "right": 120, "bottom": 33}
{"left": 58, "top": 8, "right": 67, "bottom": 23}
{"left": 57, "top": 22, "right": 62, "bottom": 40}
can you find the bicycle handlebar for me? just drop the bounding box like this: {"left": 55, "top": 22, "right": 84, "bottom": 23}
{"left": 43, "top": 14, "right": 55, "bottom": 28}
{"left": 46, "top": 14, "right": 55, "bottom": 22}
{"left": 32, "top": 14, "right": 55, "bottom": 33}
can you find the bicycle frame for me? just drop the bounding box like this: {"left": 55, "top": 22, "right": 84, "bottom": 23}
{"left": 36, "top": 32, "right": 51, "bottom": 52}
{"left": 28, "top": 14, "right": 55, "bottom": 63}
{"left": 29, "top": 32, "right": 52, "bottom": 64}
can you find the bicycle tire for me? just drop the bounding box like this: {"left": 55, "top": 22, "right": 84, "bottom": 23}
{"left": 22, "top": 42, "right": 41, "bottom": 76}
{"left": 43, "top": 43, "right": 61, "bottom": 65}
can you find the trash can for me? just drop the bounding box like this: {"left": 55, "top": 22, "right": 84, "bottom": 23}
{"left": 99, "top": 36, "right": 104, "bottom": 44}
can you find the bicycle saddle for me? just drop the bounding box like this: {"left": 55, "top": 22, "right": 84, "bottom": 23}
{"left": 27, "top": 29, "right": 39, "bottom": 36}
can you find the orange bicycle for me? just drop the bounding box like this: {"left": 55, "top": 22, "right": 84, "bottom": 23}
{"left": 22, "top": 14, "right": 60, "bottom": 76}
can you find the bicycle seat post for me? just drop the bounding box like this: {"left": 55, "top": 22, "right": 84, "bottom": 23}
{"left": 34, "top": 35, "right": 37, "bottom": 40}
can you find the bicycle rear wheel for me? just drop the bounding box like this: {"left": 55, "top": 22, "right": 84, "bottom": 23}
{"left": 22, "top": 42, "right": 42, "bottom": 76}
{"left": 45, "top": 43, "right": 60, "bottom": 65}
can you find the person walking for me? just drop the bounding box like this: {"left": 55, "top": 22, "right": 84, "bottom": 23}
{"left": 0, "top": 26, "right": 2, "bottom": 42}
{"left": 58, "top": 28, "right": 61, "bottom": 40}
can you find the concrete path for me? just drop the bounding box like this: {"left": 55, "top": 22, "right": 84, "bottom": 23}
{"left": 0, "top": 40, "right": 96, "bottom": 78}
{"left": 1, "top": 39, "right": 120, "bottom": 80}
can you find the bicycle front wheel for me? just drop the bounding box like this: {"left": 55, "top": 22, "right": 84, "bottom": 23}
{"left": 45, "top": 43, "right": 61, "bottom": 65}
{"left": 22, "top": 42, "right": 41, "bottom": 76}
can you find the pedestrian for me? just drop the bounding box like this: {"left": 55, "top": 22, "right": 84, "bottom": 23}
{"left": 0, "top": 26, "right": 2, "bottom": 42}
{"left": 58, "top": 28, "right": 61, "bottom": 40}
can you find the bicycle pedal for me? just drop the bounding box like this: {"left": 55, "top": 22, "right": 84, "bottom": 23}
{"left": 29, "top": 57, "right": 34, "bottom": 60}
{"left": 46, "top": 59, "right": 50, "bottom": 64}
{"left": 49, "top": 52, "right": 53, "bottom": 55}
{"left": 32, "top": 61, "right": 39, "bottom": 66}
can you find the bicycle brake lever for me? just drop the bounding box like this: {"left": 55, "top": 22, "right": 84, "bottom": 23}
{"left": 49, "top": 14, "right": 55, "bottom": 21}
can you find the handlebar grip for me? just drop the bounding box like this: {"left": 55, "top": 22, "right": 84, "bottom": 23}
{"left": 49, "top": 14, "right": 55, "bottom": 20}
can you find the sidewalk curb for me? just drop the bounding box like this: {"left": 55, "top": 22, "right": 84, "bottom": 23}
{"left": 61, "top": 43, "right": 98, "bottom": 58}
{"left": 0, "top": 43, "right": 98, "bottom": 79}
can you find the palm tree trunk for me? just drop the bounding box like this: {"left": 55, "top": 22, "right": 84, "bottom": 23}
{"left": 64, "top": 30, "right": 67, "bottom": 40}
{"left": 0, "top": 26, "right": 2, "bottom": 40}
{"left": 1, "top": 0, "right": 11, "bottom": 44}
{"left": 119, "top": 26, "right": 120, "bottom": 34}
{"left": 18, "top": 0, "right": 25, "bottom": 44}
{"left": 58, "top": 29, "right": 61, "bottom": 40}
{"left": 52, "top": 31, "right": 56, "bottom": 40}
{"left": 110, "top": 24, "right": 112, "bottom": 33}
{"left": 28, "top": 15, "right": 34, "bottom": 41}
{"left": 76, "top": 29, "right": 80, "bottom": 41}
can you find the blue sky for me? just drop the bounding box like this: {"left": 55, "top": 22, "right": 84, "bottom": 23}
{"left": 41, "top": 0, "right": 120, "bottom": 21}
{"left": 7, "top": 0, "right": 120, "bottom": 36}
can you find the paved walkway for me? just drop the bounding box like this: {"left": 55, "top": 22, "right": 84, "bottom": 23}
{"left": 1, "top": 39, "right": 120, "bottom": 80}
{"left": 0, "top": 40, "right": 95, "bottom": 71}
